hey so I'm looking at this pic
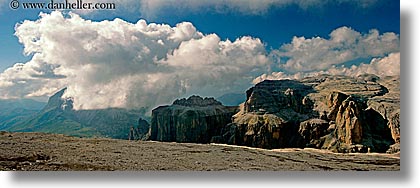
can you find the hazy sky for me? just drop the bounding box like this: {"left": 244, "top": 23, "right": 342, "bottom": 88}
{"left": 0, "top": 0, "right": 400, "bottom": 109}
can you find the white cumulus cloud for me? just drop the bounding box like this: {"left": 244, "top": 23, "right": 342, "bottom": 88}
{"left": 0, "top": 11, "right": 269, "bottom": 110}
{"left": 272, "top": 26, "right": 399, "bottom": 73}
{"left": 253, "top": 52, "right": 400, "bottom": 83}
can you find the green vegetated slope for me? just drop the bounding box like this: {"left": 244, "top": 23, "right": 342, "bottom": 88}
{"left": 0, "top": 99, "right": 46, "bottom": 130}
{"left": 1, "top": 88, "right": 145, "bottom": 139}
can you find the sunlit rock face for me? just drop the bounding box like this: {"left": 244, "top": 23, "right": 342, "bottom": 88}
{"left": 150, "top": 96, "right": 238, "bottom": 143}
{"left": 217, "top": 75, "right": 399, "bottom": 153}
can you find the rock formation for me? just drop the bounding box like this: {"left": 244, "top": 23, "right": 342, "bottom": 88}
{"left": 148, "top": 75, "right": 400, "bottom": 153}
{"left": 366, "top": 76, "right": 400, "bottom": 153}
{"left": 298, "top": 119, "right": 329, "bottom": 148}
{"left": 216, "top": 74, "right": 399, "bottom": 153}
{"left": 149, "top": 96, "right": 238, "bottom": 143}
{"left": 128, "top": 118, "right": 150, "bottom": 141}
{"left": 217, "top": 80, "right": 314, "bottom": 149}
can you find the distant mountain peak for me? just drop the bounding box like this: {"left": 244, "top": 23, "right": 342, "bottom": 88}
{"left": 44, "top": 87, "right": 73, "bottom": 111}
{"left": 5, "top": 87, "right": 145, "bottom": 139}
{"left": 173, "top": 95, "right": 222, "bottom": 107}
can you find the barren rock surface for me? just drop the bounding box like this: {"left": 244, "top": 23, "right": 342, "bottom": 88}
{"left": 219, "top": 75, "right": 399, "bottom": 153}
{"left": 0, "top": 132, "right": 399, "bottom": 171}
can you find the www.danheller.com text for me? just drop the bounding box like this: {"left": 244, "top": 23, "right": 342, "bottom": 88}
{"left": 14, "top": 0, "right": 116, "bottom": 10}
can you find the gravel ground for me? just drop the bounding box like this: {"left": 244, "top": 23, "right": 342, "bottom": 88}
{"left": 0, "top": 131, "right": 400, "bottom": 171}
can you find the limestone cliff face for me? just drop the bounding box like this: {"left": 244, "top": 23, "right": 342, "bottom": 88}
{"left": 298, "top": 119, "right": 329, "bottom": 148}
{"left": 366, "top": 76, "right": 400, "bottom": 153}
{"left": 389, "top": 110, "right": 400, "bottom": 143}
{"left": 222, "top": 75, "right": 399, "bottom": 153}
{"left": 320, "top": 92, "right": 394, "bottom": 153}
{"left": 220, "top": 80, "right": 313, "bottom": 149}
{"left": 244, "top": 80, "right": 314, "bottom": 115}
{"left": 330, "top": 94, "right": 363, "bottom": 145}
{"left": 150, "top": 96, "right": 238, "bottom": 143}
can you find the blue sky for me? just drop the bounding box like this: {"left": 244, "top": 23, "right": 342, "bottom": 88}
{"left": 0, "top": 0, "right": 399, "bottom": 71}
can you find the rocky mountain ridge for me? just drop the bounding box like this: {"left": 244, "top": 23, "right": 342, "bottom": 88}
{"left": 2, "top": 88, "right": 147, "bottom": 139}
{"left": 149, "top": 74, "right": 400, "bottom": 153}
{"left": 0, "top": 99, "right": 46, "bottom": 130}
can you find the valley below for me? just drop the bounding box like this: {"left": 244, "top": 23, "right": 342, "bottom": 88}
{"left": 0, "top": 131, "right": 399, "bottom": 171}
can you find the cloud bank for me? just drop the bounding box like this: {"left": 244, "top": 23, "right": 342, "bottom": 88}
{"left": 0, "top": 11, "right": 399, "bottom": 111}
{"left": 254, "top": 26, "right": 400, "bottom": 83}
{"left": 273, "top": 26, "right": 399, "bottom": 73}
{"left": 0, "top": 11, "right": 269, "bottom": 110}
{"left": 253, "top": 52, "right": 400, "bottom": 83}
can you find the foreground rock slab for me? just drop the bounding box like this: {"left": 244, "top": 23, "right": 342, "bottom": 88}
{"left": 0, "top": 132, "right": 399, "bottom": 171}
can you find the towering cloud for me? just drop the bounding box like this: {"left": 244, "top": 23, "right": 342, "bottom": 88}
{"left": 0, "top": 11, "right": 269, "bottom": 110}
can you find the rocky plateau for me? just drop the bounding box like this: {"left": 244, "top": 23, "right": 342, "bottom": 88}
{"left": 148, "top": 74, "right": 400, "bottom": 154}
